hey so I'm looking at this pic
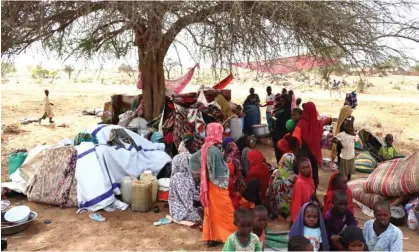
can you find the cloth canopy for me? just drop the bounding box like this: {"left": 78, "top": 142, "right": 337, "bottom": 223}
{"left": 233, "top": 56, "right": 335, "bottom": 74}
{"left": 212, "top": 73, "right": 234, "bottom": 90}
{"left": 137, "top": 64, "right": 199, "bottom": 94}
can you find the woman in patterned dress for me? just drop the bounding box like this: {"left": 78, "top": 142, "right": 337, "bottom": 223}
{"left": 265, "top": 137, "right": 298, "bottom": 220}
{"left": 169, "top": 153, "right": 202, "bottom": 222}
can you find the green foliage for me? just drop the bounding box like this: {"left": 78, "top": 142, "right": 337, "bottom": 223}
{"left": 63, "top": 64, "right": 75, "bottom": 79}
{"left": 31, "top": 65, "right": 57, "bottom": 79}
{"left": 392, "top": 84, "right": 401, "bottom": 90}
{"left": 411, "top": 63, "right": 419, "bottom": 73}
{"left": 1, "top": 62, "right": 16, "bottom": 77}
{"left": 373, "top": 56, "right": 405, "bottom": 72}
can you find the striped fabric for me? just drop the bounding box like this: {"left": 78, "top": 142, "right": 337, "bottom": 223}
{"left": 364, "top": 152, "right": 419, "bottom": 197}
{"left": 355, "top": 151, "right": 377, "bottom": 173}
{"left": 348, "top": 179, "right": 386, "bottom": 208}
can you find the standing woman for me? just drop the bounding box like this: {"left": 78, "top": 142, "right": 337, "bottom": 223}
{"left": 201, "top": 123, "right": 236, "bottom": 246}
{"left": 331, "top": 105, "right": 354, "bottom": 167}
{"left": 243, "top": 88, "right": 261, "bottom": 135}
{"left": 271, "top": 94, "right": 292, "bottom": 162}
{"left": 292, "top": 102, "right": 323, "bottom": 188}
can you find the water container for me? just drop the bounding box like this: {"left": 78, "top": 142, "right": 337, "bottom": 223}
{"left": 140, "top": 172, "right": 159, "bottom": 203}
{"left": 131, "top": 181, "right": 152, "bottom": 212}
{"left": 8, "top": 152, "right": 28, "bottom": 177}
{"left": 120, "top": 176, "right": 137, "bottom": 205}
{"left": 230, "top": 117, "right": 243, "bottom": 141}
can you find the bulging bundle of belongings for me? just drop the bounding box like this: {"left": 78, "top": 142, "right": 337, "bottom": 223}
{"left": 2, "top": 125, "right": 172, "bottom": 212}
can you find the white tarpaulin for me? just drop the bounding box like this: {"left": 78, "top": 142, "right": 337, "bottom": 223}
{"left": 74, "top": 125, "right": 171, "bottom": 211}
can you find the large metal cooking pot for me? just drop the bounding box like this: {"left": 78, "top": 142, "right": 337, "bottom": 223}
{"left": 252, "top": 124, "right": 269, "bottom": 137}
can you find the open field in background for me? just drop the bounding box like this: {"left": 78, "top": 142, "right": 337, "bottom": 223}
{"left": 1, "top": 69, "right": 418, "bottom": 250}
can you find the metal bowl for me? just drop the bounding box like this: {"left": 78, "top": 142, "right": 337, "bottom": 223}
{"left": 251, "top": 124, "right": 270, "bottom": 137}
{"left": 1, "top": 211, "right": 37, "bottom": 236}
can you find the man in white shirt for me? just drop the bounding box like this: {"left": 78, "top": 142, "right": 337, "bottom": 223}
{"left": 260, "top": 86, "right": 275, "bottom": 130}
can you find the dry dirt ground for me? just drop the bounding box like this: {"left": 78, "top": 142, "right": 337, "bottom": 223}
{"left": 1, "top": 77, "right": 419, "bottom": 250}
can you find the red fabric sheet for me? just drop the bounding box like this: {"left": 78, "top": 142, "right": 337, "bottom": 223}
{"left": 137, "top": 64, "right": 199, "bottom": 94}
{"left": 212, "top": 73, "right": 234, "bottom": 90}
{"left": 232, "top": 56, "right": 335, "bottom": 74}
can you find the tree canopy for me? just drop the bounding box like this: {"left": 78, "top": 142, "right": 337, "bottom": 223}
{"left": 2, "top": 1, "right": 419, "bottom": 119}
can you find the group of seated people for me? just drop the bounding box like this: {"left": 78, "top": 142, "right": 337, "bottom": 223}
{"left": 166, "top": 91, "right": 405, "bottom": 251}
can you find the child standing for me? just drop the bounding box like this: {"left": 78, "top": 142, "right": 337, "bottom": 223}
{"left": 252, "top": 206, "right": 269, "bottom": 249}
{"left": 324, "top": 190, "right": 358, "bottom": 250}
{"left": 39, "top": 90, "right": 55, "bottom": 124}
{"left": 260, "top": 86, "right": 275, "bottom": 130}
{"left": 379, "top": 134, "right": 402, "bottom": 161}
{"left": 363, "top": 200, "right": 403, "bottom": 251}
{"left": 333, "top": 120, "right": 357, "bottom": 181}
{"left": 289, "top": 202, "right": 329, "bottom": 251}
{"left": 223, "top": 208, "right": 262, "bottom": 251}
{"left": 290, "top": 157, "right": 315, "bottom": 223}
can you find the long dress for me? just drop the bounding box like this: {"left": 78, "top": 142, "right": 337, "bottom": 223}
{"left": 271, "top": 106, "right": 291, "bottom": 162}
{"left": 265, "top": 153, "right": 297, "bottom": 218}
{"left": 202, "top": 146, "right": 236, "bottom": 242}
{"left": 169, "top": 153, "right": 202, "bottom": 222}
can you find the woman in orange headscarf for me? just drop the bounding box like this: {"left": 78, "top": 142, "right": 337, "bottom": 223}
{"left": 201, "top": 123, "right": 236, "bottom": 246}
{"left": 245, "top": 150, "right": 271, "bottom": 203}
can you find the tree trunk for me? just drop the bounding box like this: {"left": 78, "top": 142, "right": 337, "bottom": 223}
{"left": 139, "top": 46, "right": 166, "bottom": 121}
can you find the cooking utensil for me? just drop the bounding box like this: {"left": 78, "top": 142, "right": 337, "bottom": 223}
{"left": 4, "top": 206, "right": 30, "bottom": 224}
{"left": 1, "top": 211, "right": 37, "bottom": 236}
{"left": 252, "top": 124, "right": 270, "bottom": 137}
{"left": 1, "top": 200, "right": 10, "bottom": 212}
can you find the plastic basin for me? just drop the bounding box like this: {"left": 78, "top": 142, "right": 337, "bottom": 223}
{"left": 4, "top": 206, "right": 30, "bottom": 224}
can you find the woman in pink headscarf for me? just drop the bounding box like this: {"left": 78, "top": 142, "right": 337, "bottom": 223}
{"left": 201, "top": 123, "right": 236, "bottom": 246}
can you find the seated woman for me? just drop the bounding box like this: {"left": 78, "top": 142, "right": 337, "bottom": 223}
{"left": 245, "top": 150, "right": 271, "bottom": 204}
{"left": 224, "top": 142, "right": 247, "bottom": 209}
{"left": 169, "top": 153, "right": 202, "bottom": 223}
{"left": 265, "top": 137, "right": 298, "bottom": 221}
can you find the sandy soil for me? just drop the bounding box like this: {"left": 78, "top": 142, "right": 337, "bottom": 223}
{"left": 1, "top": 77, "right": 419, "bottom": 250}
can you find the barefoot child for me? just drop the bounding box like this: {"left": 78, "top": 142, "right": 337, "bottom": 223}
{"left": 324, "top": 190, "right": 358, "bottom": 250}
{"left": 223, "top": 208, "right": 262, "bottom": 251}
{"left": 39, "top": 90, "right": 55, "bottom": 124}
{"left": 289, "top": 202, "right": 329, "bottom": 251}
{"left": 333, "top": 120, "right": 357, "bottom": 181}
{"left": 253, "top": 206, "right": 269, "bottom": 249}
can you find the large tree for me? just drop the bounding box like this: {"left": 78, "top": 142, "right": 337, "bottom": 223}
{"left": 2, "top": 1, "right": 419, "bottom": 120}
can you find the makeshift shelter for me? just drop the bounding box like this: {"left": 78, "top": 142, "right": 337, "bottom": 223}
{"left": 233, "top": 56, "right": 336, "bottom": 74}
{"left": 136, "top": 64, "right": 199, "bottom": 94}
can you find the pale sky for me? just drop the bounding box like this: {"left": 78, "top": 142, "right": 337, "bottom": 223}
{"left": 8, "top": 9, "right": 419, "bottom": 71}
